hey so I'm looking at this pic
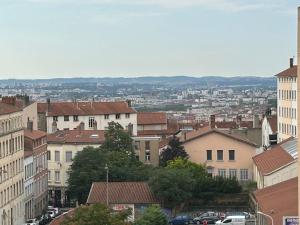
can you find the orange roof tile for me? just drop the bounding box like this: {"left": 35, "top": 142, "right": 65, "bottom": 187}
{"left": 24, "top": 129, "right": 47, "bottom": 140}
{"left": 266, "top": 115, "right": 277, "bottom": 133}
{"left": 252, "top": 144, "right": 294, "bottom": 175}
{"left": 254, "top": 178, "right": 298, "bottom": 225}
{"left": 137, "top": 112, "right": 167, "bottom": 125}
{"left": 47, "top": 130, "right": 105, "bottom": 144}
{"left": 0, "top": 102, "right": 22, "bottom": 116}
{"left": 276, "top": 65, "right": 297, "bottom": 77}
{"left": 87, "top": 182, "right": 158, "bottom": 204}
{"left": 38, "top": 101, "right": 136, "bottom": 116}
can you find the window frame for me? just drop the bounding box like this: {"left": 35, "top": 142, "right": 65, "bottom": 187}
{"left": 217, "top": 150, "right": 223, "bottom": 161}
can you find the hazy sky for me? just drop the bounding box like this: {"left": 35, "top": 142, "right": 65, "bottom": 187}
{"left": 0, "top": 0, "right": 299, "bottom": 79}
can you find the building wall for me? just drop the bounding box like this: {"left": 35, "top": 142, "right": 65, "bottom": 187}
{"left": 264, "top": 161, "right": 298, "bottom": 188}
{"left": 137, "top": 124, "right": 167, "bottom": 131}
{"left": 297, "top": 7, "right": 300, "bottom": 218}
{"left": 253, "top": 164, "right": 264, "bottom": 189}
{"left": 46, "top": 113, "right": 138, "bottom": 135}
{"left": 183, "top": 132, "right": 257, "bottom": 181}
{"left": 277, "top": 76, "right": 297, "bottom": 142}
{"left": 24, "top": 155, "right": 34, "bottom": 220}
{"left": 47, "top": 143, "right": 101, "bottom": 206}
{"left": 261, "top": 117, "right": 273, "bottom": 147}
{"left": 0, "top": 111, "right": 25, "bottom": 225}
{"left": 23, "top": 102, "right": 38, "bottom": 131}
{"left": 133, "top": 137, "right": 160, "bottom": 166}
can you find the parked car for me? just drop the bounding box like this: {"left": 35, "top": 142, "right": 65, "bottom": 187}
{"left": 216, "top": 216, "right": 245, "bottom": 225}
{"left": 193, "top": 216, "right": 219, "bottom": 225}
{"left": 24, "top": 218, "right": 39, "bottom": 225}
{"left": 169, "top": 215, "right": 195, "bottom": 225}
{"left": 38, "top": 213, "right": 52, "bottom": 225}
{"left": 48, "top": 206, "right": 59, "bottom": 215}
{"left": 48, "top": 210, "right": 56, "bottom": 218}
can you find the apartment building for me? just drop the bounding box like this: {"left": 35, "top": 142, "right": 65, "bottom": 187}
{"left": 47, "top": 130, "right": 104, "bottom": 207}
{"left": 182, "top": 127, "right": 259, "bottom": 181}
{"left": 133, "top": 136, "right": 160, "bottom": 166}
{"left": 24, "top": 151, "right": 34, "bottom": 220}
{"left": 37, "top": 100, "right": 137, "bottom": 135}
{"left": 276, "top": 59, "right": 297, "bottom": 142}
{"left": 24, "top": 128, "right": 48, "bottom": 218}
{"left": 0, "top": 102, "right": 25, "bottom": 225}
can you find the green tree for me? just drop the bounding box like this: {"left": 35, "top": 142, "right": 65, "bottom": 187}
{"left": 64, "top": 203, "right": 130, "bottom": 225}
{"left": 134, "top": 205, "right": 168, "bottom": 225}
{"left": 148, "top": 168, "right": 195, "bottom": 215}
{"left": 101, "top": 121, "right": 134, "bottom": 156}
{"left": 160, "top": 137, "right": 188, "bottom": 167}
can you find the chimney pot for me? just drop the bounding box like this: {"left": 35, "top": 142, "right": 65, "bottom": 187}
{"left": 290, "top": 57, "right": 294, "bottom": 68}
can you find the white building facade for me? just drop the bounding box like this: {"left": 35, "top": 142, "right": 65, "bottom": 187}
{"left": 24, "top": 153, "right": 34, "bottom": 220}
{"left": 0, "top": 103, "right": 25, "bottom": 225}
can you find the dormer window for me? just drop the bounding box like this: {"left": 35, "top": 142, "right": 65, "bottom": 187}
{"left": 73, "top": 115, "right": 79, "bottom": 121}
{"left": 116, "top": 114, "right": 120, "bottom": 119}
{"left": 64, "top": 116, "right": 69, "bottom": 121}
{"left": 53, "top": 116, "right": 58, "bottom": 122}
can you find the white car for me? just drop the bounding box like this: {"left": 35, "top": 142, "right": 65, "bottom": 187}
{"left": 48, "top": 206, "right": 59, "bottom": 215}
{"left": 48, "top": 210, "right": 56, "bottom": 218}
{"left": 216, "top": 216, "right": 245, "bottom": 225}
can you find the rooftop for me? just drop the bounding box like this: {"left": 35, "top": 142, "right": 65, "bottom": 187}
{"left": 47, "top": 130, "right": 105, "bottom": 144}
{"left": 24, "top": 129, "right": 47, "bottom": 140}
{"left": 0, "top": 102, "right": 22, "bottom": 116}
{"left": 254, "top": 177, "right": 298, "bottom": 225}
{"left": 266, "top": 115, "right": 277, "bottom": 133}
{"left": 38, "top": 101, "right": 136, "bottom": 116}
{"left": 275, "top": 65, "right": 297, "bottom": 78}
{"left": 252, "top": 138, "right": 296, "bottom": 175}
{"left": 87, "top": 182, "right": 158, "bottom": 204}
{"left": 137, "top": 112, "right": 167, "bottom": 125}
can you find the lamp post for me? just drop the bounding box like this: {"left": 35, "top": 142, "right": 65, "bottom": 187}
{"left": 257, "top": 211, "right": 274, "bottom": 225}
{"left": 104, "top": 164, "right": 109, "bottom": 206}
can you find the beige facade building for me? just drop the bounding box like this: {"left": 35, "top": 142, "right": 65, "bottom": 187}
{"left": 182, "top": 127, "right": 258, "bottom": 181}
{"left": 0, "top": 102, "right": 25, "bottom": 225}
{"left": 47, "top": 130, "right": 104, "bottom": 207}
{"left": 276, "top": 60, "right": 297, "bottom": 143}
{"left": 298, "top": 5, "right": 300, "bottom": 220}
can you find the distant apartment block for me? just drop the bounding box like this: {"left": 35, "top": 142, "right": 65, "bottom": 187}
{"left": 0, "top": 102, "right": 25, "bottom": 225}
{"left": 276, "top": 59, "right": 297, "bottom": 142}
{"left": 37, "top": 99, "right": 137, "bottom": 135}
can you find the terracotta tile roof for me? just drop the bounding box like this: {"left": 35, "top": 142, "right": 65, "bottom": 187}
{"left": 275, "top": 65, "right": 297, "bottom": 77}
{"left": 0, "top": 102, "right": 22, "bottom": 116}
{"left": 254, "top": 178, "right": 298, "bottom": 225}
{"left": 37, "top": 101, "right": 136, "bottom": 116}
{"left": 137, "top": 129, "right": 176, "bottom": 137}
{"left": 252, "top": 144, "right": 294, "bottom": 175}
{"left": 47, "top": 130, "right": 105, "bottom": 144}
{"left": 182, "top": 127, "right": 258, "bottom": 147}
{"left": 87, "top": 182, "right": 158, "bottom": 204}
{"left": 24, "top": 129, "right": 47, "bottom": 140}
{"left": 266, "top": 115, "right": 277, "bottom": 133}
{"left": 49, "top": 208, "right": 76, "bottom": 225}
{"left": 137, "top": 112, "right": 167, "bottom": 125}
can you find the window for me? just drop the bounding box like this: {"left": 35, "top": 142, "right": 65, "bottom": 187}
{"left": 116, "top": 114, "right": 120, "bottom": 119}
{"left": 64, "top": 116, "right": 69, "bottom": 121}
{"left": 73, "top": 115, "right": 78, "bottom": 121}
{"left": 48, "top": 171, "right": 51, "bottom": 181}
{"left": 145, "top": 141, "right": 150, "bottom": 150}
{"left": 125, "top": 113, "right": 130, "bottom": 118}
{"left": 229, "top": 150, "right": 235, "bottom": 161}
{"left": 218, "top": 169, "right": 226, "bottom": 177}
{"left": 55, "top": 171, "right": 60, "bottom": 182}
{"left": 229, "top": 169, "right": 237, "bottom": 178}
{"left": 66, "top": 152, "right": 72, "bottom": 162}
{"left": 217, "top": 150, "right": 223, "bottom": 161}
{"left": 104, "top": 114, "right": 109, "bottom": 119}
{"left": 145, "top": 150, "right": 150, "bottom": 161}
{"left": 223, "top": 219, "right": 232, "bottom": 224}
{"left": 240, "top": 169, "right": 249, "bottom": 180}
{"left": 55, "top": 151, "right": 60, "bottom": 162}
{"left": 207, "top": 168, "right": 213, "bottom": 177}
{"left": 88, "top": 117, "right": 95, "bottom": 128}
{"left": 206, "top": 150, "right": 212, "bottom": 160}
{"left": 47, "top": 151, "right": 51, "bottom": 160}
{"left": 53, "top": 116, "right": 58, "bottom": 122}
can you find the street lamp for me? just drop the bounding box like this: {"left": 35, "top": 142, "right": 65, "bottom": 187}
{"left": 257, "top": 211, "right": 274, "bottom": 225}
{"left": 104, "top": 164, "right": 109, "bottom": 206}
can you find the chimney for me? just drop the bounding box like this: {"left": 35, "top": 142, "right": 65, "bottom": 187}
{"left": 47, "top": 98, "right": 51, "bottom": 112}
{"left": 253, "top": 114, "right": 260, "bottom": 128}
{"left": 27, "top": 119, "right": 33, "bottom": 132}
{"left": 52, "top": 121, "right": 57, "bottom": 133}
{"left": 126, "top": 100, "right": 132, "bottom": 107}
{"left": 290, "top": 57, "right": 294, "bottom": 68}
{"left": 209, "top": 115, "right": 216, "bottom": 129}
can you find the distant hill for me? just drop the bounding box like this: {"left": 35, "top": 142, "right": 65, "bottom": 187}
{"left": 0, "top": 76, "right": 276, "bottom": 87}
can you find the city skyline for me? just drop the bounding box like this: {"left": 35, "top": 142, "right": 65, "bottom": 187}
{"left": 0, "top": 0, "right": 298, "bottom": 79}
